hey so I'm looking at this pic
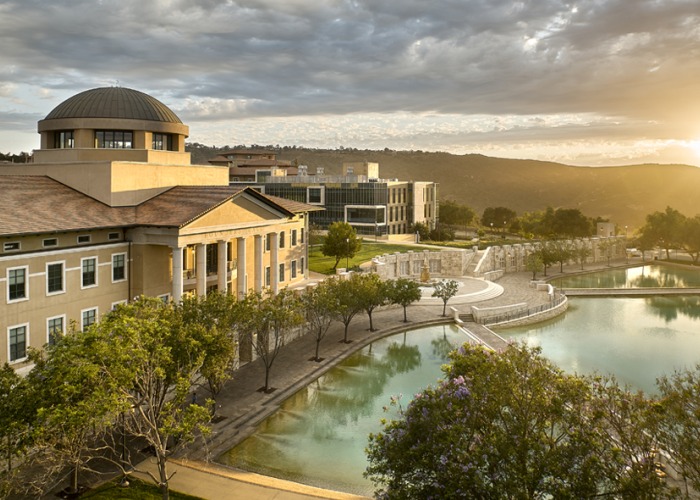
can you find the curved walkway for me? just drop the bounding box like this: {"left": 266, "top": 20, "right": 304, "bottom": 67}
{"left": 135, "top": 261, "right": 635, "bottom": 499}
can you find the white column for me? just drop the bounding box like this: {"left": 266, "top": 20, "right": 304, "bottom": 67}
{"left": 254, "top": 234, "right": 263, "bottom": 293}
{"left": 172, "top": 246, "right": 183, "bottom": 303}
{"left": 196, "top": 243, "right": 207, "bottom": 297}
{"left": 270, "top": 232, "right": 279, "bottom": 295}
{"left": 217, "top": 240, "right": 228, "bottom": 293}
{"left": 237, "top": 236, "right": 247, "bottom": 297}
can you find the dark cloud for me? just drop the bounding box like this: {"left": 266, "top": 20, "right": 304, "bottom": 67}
{"left": 1, "top": 0, "right": 699, "bottom": 160}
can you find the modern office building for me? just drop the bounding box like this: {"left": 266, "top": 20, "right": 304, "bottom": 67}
{"left": 0, "top": 87, "right": 317, "bottom": 371}
{"left": 243, "top": 161, "right": 439, "bottom": 237}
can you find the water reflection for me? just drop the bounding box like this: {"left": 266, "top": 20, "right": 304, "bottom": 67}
{"left": 553, "top": 264, "right": 700, "bottom": 289}
{"left": 646, "top": 295, "right": 700, "bottom": 322}
{"left": 218, "top": 324, "right": 466, "bottom": 495}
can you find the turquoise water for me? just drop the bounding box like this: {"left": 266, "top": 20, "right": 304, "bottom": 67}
{"left": 551, "top": 263, "right": 700, "bottom": 289}
{"left": 217, "top": 324, "right": 467, "bottom": 495}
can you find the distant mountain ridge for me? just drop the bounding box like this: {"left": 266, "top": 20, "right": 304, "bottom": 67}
{"left": 188, "top": 144, "right": 700, "bottom": 230}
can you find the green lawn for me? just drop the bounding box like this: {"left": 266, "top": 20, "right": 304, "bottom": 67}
{"left": 308, "top": 241, "right": 430, "bottom": 275}
{"left": 81, "top": 477, "right": 202, "bottom": 500}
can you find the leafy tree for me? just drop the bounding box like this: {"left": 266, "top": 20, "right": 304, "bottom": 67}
{"left": 98, "top": 297, "right": 213, "bottom": 500}
{"left": 572, "top": 239, "right": 592, "bottom": 270}
{"left": 525, "top": 252, "right": 544, "bottom": 279}
{"left": 386, "top": 278, "right": 422, "bottom": 322}
{"left": 438, "top": 200, "right": 475, "bottom": 230}
{"left": 176, "top": 292, "right": 237, "bottom": 398}
{"left": 302, "top": 280, "right": 338, "bottom": 362}
{"left": 638, "top": 206, "right": 686, "bottom": 259}
{"left": 429, "top": 225, "right": 455, "bottom": 242}
{"left": 679, "top": 215, "right": 700, "bottom": 263}
{"left": 598, "top": 238, "right": 615, "bottom": 266}
{"left": 550, "top": 208, "right": 594, "bottom": 237}
{"left": 321, "top": 221, "right": 362, "bottom": 271}
{"left": 538, "top": 240, "right": 560, "bottom": 276}
{"left": 432, "top": 279, "right": 459, "bottom": 317}
{"left": 366, "top": 344, "right": 669, "bottom": 499}
{"left": 411, "top": 222, "right": 430, "bottom": 242}
{"left": 481, "top": 206, "right": 516, "bottom": 231}
{"left": 236, "top": 289, "right": 304, "bottom": 392}
{"left": 658, "top": 365, "right": 700, "bottom": 494}
{"left": 356, "top": 273, "right": 389, "bottom": 331}
{"left": 550, "top": 239, "right": 573, "bottom": 272}
{"left": 327, "top": 275, "right": 365, "bottom": 343}
{"left": 308, "top": 223, "right": 323, "bottom": 248}
{"left": 0, "top": 363, "right": 32, "bottom": 495}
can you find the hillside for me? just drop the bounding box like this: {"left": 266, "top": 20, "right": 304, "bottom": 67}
{"left": 188, "top": 144, "right": 700, "bottom": 230}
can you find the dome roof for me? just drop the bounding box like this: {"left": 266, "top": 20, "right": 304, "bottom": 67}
{"left": 44, "top": 87, "right": 183, "bottom": 123}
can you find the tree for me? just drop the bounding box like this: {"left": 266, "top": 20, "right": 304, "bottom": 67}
{"left": 432, "top": 279, "right": 459, "bottom": 317}
{"left": 0, "top": 363, "right": 32, "bottom": 496}
{"left": 356, "top": 273, "right": 389, "bottom": 332}
{"left": 438, "top": 200, "right": 475, "bottom": 231}
{"left": 638, "top": 206, "right": 686, "bottom": 259}
{"left": 657, "top": 365, "right": 700, "bottom": 494}
{"left": 572, "top": 239, "right": 592, "bottom": 270}
{"left": 550, "top": 208, "right": 594, "bottom": 238}
{"left": 176, "top": 292, "right": 237, "bottom": 398}
{"left": 537, "top": 240, "right": 560, "bottom": 276}
{"left": 98, "top": 297, "right": 213, "bottom": 500}
{"left": 236, "top": 289, "right": 304, "bottom": 392}
{"left": 598, "top": 238, "right": 615, "bottom": 266}
{"left": 411, "top": 222, "right": 430, "bottom": 242}
{"left": 550, "top": 239, "right": 573, "bottom": 273}
{"left": 327, "top": 275, "right": 364, "bottom": 343}
{"left": 321, "top": 221, "right": 362, "bottom": 271}
{"left": 386, "top": 278, "right": 422, "bottom": 322}
{"left": 679, "top": 215, "right": 700, "bottom": 263}
{"left": 481, "top": 206, "right": 516, "bottom": 231}
{"left": 525, "top": 252, "right": 544, "bottom": 279}
{"left": 308, "top": 223, "right": 323, "bottom": 248}
{"left": 366, "top": 344, "right": 669, "bottom": 499}
{"left": 302, "top": 280, "right": 338, "bottom": 362}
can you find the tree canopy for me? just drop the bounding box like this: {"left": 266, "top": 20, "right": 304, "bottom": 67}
{"left": 321, "top": 221, "right": 362, "bottom": 270}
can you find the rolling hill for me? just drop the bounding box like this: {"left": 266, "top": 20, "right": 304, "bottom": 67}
{"left": 188, "top": 144, "right": 700, "bottom": 231}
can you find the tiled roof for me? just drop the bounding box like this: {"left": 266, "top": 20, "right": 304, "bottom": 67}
{"left": 0, "top": 176, "right": 320, "bottom": 237}
{"left": 0, "top": 176, "right": 134, "bottom": 236}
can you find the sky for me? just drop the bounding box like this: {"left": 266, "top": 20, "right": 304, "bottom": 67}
{"left": 1, "top": 0, "right": 699, "bottom": 167}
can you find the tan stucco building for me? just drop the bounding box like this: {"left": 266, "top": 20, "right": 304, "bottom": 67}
{"left": 0, "top": 87, "right": 318, "bottom": 371}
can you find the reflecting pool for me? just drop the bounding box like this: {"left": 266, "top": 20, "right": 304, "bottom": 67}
{"left": 217, "top": 324, "right": 466, "bottom": 496}
{"left": 502, "top": 264, "right": 700, "bottom": 393}
{"left": 551, "top": 263, "right": 700, "bottom": 289}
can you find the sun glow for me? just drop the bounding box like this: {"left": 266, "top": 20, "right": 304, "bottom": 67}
{"left": 691, "top": 140, "right": 700, "bottom": 158}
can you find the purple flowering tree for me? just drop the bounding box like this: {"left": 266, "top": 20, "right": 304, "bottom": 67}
{"left": 366, "top": 343, "right": 669, "bottom": 498}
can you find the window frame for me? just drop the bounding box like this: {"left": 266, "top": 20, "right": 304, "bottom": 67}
{"left": 112, "top": 253, "right": 127, "bottom": 283}
{"left": 77, "top": 234, "right": 91, "bottom": 244}
{"left": 81, "top": 256, "right": 98, "bottom": 289}
{"left": 306, "top": 186, "right": 325, "bottom": 205}
{"left": 47, "top": 315, "right": 65, "bottom": 346}
{"left": 7, "top": 266, "right": 28, "bottom": 303}
{"left": 291, "top": 229, "right": 297, "bottom": 247}
{"left": 279, "top": 231, "right": 285, "bottom": 249}
{"left": 3, "top": 242, "right": 20, "bottom": 252}
{"left": 279, "top": 263, "right": 285, "bottom": 283}
{"left": 43, "top": 238, "right": 59, "bottom": 248}
{"left": 8, "top": 324, "right": 28, "bottom": 363}
{"left": 81, "top": 307, "right": 98, "bottom": 331}
{"left": 46, "top": 261, "right": 65, "bottom": 295}
{"left": 95, "top": 130, "right": 133, "bottom": 149}
{"left": 291, "top": 260, "right": 297, "bottom": 279}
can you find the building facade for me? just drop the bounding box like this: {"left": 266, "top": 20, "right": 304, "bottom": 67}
{"left": 0, "top": 87, "right": 317, "bottom": 371}
{"left": 253, "top": 162, "right": 439, "bottom": 237}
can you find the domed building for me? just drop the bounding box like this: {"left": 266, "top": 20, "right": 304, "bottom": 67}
{"left": 0, "top": 87, "right": 318, "bottom": 370}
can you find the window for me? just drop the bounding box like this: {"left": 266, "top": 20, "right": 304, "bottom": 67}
{"left": 77, "top": 235, "right": 91, "bottom": 244}
{"left": 265, "top": 235, "right": 271, "bottom": 252}
{"left": 8, "top": 267, "right": 27, "bottom": 302}
{"left": 152, "top": 133, "right": 173, "bottom": 151}
{"left": 82, "top": 308, "right": 97, "bottom": 330}
{"left": 81, "top": 257, "right": 97, "bottom": 288}
{"left": 8, "top": 325, "right": 27, "bottom": 362}
{"left": 158, "top": 294, "right": 170, "bottom": 303}
{"left": 265, "top": 266, "right": 271, "bottom": 287}
{"left": 112, "top": 253, "right": 126, "bottom": 282}
{"left": 47, "top": 316, "right": 64, "bottom": 346}
{"left": 108, "top": 232, "right": 120, "bottom": 240}
{"left": 54, "top": 130, "right": 74, "bottom": 149}
{"left": 96, "top": 130, "right": 133, "bottom": 149}
{"left": 307, "top": 186, "right": 324, "bottom": 205}
{"left": 3, "top": 242, "right": 20, "bottom": 252}
{"left": 301, "top": 257, "right": 305, "bottom": 273}
{"left": 46, "top": 262, "right": 64, "bottom": 294}
{"left": 279, "top": 232, "right": 285, "bottom": 249}
{"left": 300, "top": 228, "right": 305, "bottom": 244}
{"left": 279, "top": 263, "right": 285, "bottom": 283}
{"left": 291, "top": 260, "right": 297, "bottom": 279}
{"left": 43, "top": 238, "right": 58, "bottom": 247}
{"left": 111, "top": 300, "right": 127, "bottom": 310}
{"left": 291, "top": 230, "right": 297, "bottom": 246}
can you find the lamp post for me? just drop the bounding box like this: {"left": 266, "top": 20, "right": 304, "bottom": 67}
{"left": 503, "top": 220, "right": 507, "bottom": 239}
{"left": 490, "top": 222, "right": 493, "bottom": 235}
{"left": 345, "top": 238, "right": 349, "bottom": 270}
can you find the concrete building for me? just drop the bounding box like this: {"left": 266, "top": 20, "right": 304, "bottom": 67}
{"left": 0, "top": 87, "right": 318, "bottom": 371}
{"left": 248, "top": 161, "right": 439, "bottom": 238}
{"left": 208, "top": 149, "right": 298, "bottom": 182}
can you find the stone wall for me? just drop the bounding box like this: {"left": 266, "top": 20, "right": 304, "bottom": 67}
{"left": 371, "top": 248, "right": 478, "bottom": 280}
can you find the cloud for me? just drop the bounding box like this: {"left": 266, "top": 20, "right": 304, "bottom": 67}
{"left": 0, "top": 0, "right": 698, "bottom": 164}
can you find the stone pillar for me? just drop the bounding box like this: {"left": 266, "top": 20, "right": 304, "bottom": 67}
{"left": 217, "top": 240, "right": 228, "bottom": 293}
{"left": 172, "top": 246, "right": 183, "bottom": 303}
{"left": 270, "top": 232, "right": 279, "bottom": 295}
{"left": 254, "top": 234, "right": 263, "bottom": 293}
{"left": 196, "top": 243, "right": 207, "bottom": 297}
{"left": 237, "top": 236, "right": 247, "bottom": 297}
